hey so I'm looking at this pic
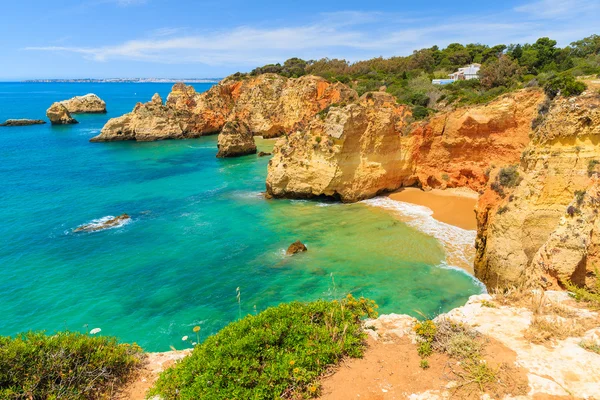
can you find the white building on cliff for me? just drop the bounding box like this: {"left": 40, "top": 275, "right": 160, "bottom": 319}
{"left": 432, "top": 63, "right": 481, "bottom": 85}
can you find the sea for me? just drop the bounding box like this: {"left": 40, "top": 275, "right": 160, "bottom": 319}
{"left": 0, "top": 82, "right": 483, "bottom": 352}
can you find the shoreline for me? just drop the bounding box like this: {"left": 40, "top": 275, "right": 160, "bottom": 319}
{"left": 388, "top": 187, "right": 478, "bottom": 231}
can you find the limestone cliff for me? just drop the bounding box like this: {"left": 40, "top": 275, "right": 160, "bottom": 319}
{"left": 266, "top": 92, "right": 412, "bottom": 202}
{"left": 267, "top": 89, "right": 543, "bottom": 202}
{"left": 60, "top": 94, "right": 106, "bottom": 114}
{"left": 474, "top": 91, "right": 600, "bottom": 290}
{"left": 407, "top": 89, "right": 544, "bottom": 191}
{"left": 216, "top": 120, "right": 257, "bottom": 158}
{"left": 46, "top": 102, "right": 78, "bottom": 125}
{"left": 92, "top": 74, "right": 357, "bottom": 142}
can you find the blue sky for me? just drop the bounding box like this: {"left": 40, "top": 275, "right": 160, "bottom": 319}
{"left": 0, "top": 0, "right": 598, "bottom": 80}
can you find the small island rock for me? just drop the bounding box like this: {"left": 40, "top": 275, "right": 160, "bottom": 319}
{"left": 216, "top": 120, "right": 257, "bottom": 158}
{"left": 257, "top": 151, "right": 272, "bottom": 157}
{"left": 286, "top": 240, "right": 307, "bottom": 255}
{"left": 74, "top": 214, "right": 130, "bottom": 233}
{"left": 60, "top": 94, "right": 107, "bottom": 113}
{"left": 0, "top": 119, "right": 46, "bottom": 127}
{"left": 46, "top": 103, "right": 78, "bottom": 125}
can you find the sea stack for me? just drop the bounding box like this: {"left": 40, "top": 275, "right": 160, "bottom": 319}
{"left": 0, "top": 119, "right": 46, "bottom": 127}
{"left": 46, "top": 103, "right": 78, "bottom": 125}
{"left": 60, "top": 94, "right": 107, "bottom": 113}
{"left": 216, "top": 120, "right": 257, "bottom": 158}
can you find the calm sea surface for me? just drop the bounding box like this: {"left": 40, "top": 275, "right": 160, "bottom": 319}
{"left": 0, "top": 82, "right": 482, "bottom": 351}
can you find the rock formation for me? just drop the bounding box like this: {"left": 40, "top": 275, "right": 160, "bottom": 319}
{"left": 266, "top": 92, "right": 412, "bottom": 202}
{"left": 93, "top": 74, "right": 357, "bottom": 142}
{"left": 46, "top": 103, "right": 78, "bottom": 125}
{"left": 257, "top": 151, "right": 272, "bottom": 157}
{"left": 474, "top": 91, "right": 600, "bottom": 290}
{"left": 407, "top": 89, "right": 544, "bottom": 191}
{"left": 74, "top": 214, "right": 131, "bottom": 233}
{"left": 286, "top": 240, "right": 307, "bottom": 255}
{"left": 216, "top": 120, "right": 257, "bottom": 158}
{"left": 60, "top": 94, "right": 106, "bottom": 113}
{"left": 0, "top": 119, "right": 46, "bottom": 127}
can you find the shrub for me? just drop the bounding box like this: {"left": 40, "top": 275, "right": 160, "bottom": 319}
{"left": 544, "top": 74, "right": 587, "bottom": 98}
{"left": 412, "top": 105, "right": 430, "bottom": 120}
{"left": 588, "top": 159, "right": 599, "bottom": 177}
{"left": 0, "top": 331, "right": 143, "bottom": 399}
{"left": 497, "top": 165, "right": 522, "bottom": 187}
{"left": 150, "top": 296, "right": 378, "bottom": 399}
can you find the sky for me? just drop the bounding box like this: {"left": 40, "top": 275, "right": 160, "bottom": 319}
{"left": 0, "top": 0, "right": 598, "bottom": 80}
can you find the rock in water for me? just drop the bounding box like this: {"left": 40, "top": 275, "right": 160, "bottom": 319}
{"left": 286, "top": 241, "right": 307, "bottom": 255}
{"left": 60, "top": 94, "right": 107, "bottom": 113}
{"left": 216, "top": 120, "right": 257, "bottom": 158}
{"left": 46, "top": 103, "right": 78, "bottom": 125}
{"left": 257, "top": 151, "right": 272, "bottom": 157}
{"left": 0, "top": 119, "right": 46, "bottom": 127}
{"left": 74, "top": 214, "right": 131, "bottom": 233}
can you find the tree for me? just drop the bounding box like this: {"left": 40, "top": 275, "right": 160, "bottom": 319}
{"left": 479, "top": 54, "right": 521, "bottom": 89}
{"left": 532, "top": 37, "right": 558, "bottom": 70}
{"left": 570, "top": 34, "right": 600, "bottom": 57}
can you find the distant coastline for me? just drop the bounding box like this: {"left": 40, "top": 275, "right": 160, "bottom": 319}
{"left": 21, "top": 78, "right": 222, "bottom": 83}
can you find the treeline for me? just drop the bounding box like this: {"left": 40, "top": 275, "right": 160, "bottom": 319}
{"left": 232, "top": 35, "right": 600, "bottom": 118}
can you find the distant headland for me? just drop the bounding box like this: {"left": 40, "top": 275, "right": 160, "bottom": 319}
{"left": 22, "top": 78, "right": 221, "bottom": 83}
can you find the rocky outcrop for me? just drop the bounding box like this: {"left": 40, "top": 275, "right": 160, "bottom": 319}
{"left": 406, "top": 89, "right": 544, "bottom": 191}
{"left": 216, "top": 120, "right": 257, "bottom": 158}
{"left": 60, "top": 94, "right": 106, "bottom": 113}
{"left": 474, "top": 92, "right": 600, "bottom": 290}
{"left": 74, "top": 214, "right": 131, "bottom": 233}
{"left": 46, "top": 103, "right": 78, "bottom": 125}
{"left": 0, "top": 119, "right": 46, "bottom": 127}
{"left": 286, "top": 240, "right": 307, "bottom": 255}
{"left": 94, "top": 74, "right": 357, "bottom": 142}
{"left": 266, "top": 92, "right": 412, "bottom": 202}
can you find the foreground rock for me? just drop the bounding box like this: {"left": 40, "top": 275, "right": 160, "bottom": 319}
{"left": 286, "top": 240, "right": 307, "bottom": 255}
{"left": 46, "top": 103, "right": 78, "bottom": 125}
{"left": 0, "top": 119, "right": 46, "bottom": 127}
{"left": 475, "top": 91, "right": 600, "bottom": 290}
{"left": 267, "top": 92, "right": 412, "bottom": 202}
{"left": 216, "top": 120, "right": 256, "bottom": 158}
{"left": 74, "top": 214, "right": 130, "bottom": 233}
{"left": 60, "top": 94, "right": 107, "bottom": 113}
{"left": 94, "top": 74, "right": 357, "bottom": 142}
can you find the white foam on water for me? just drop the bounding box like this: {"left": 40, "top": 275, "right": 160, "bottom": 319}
{"left": 72, "top": 215, "right": 131, "bottom": 233}
{"left": 362, "top": 197, "right": 483, "bottom": 288}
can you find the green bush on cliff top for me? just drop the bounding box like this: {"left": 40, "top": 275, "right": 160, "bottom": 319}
{"left": 0, "top": 331, "right": 143, "bottom": 399}
{"left": 150, "top": 295, "right": 378, "bottom": 399}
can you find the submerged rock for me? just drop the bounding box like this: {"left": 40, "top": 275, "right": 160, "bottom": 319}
{"left": 257, "top": 151, "right": 272, "bottom": 157}
{"left": 216, "top": 120, "right": 257, "bottom": 158}
{"left": 0, "top": 119, "right": 46, "bottom": 127}
{"left": 74, "top": 214, "right": 130, "bottom": 233}
{"left": 46, "top": 103, "right": 78, "bottom": 125}
{"left": 95, "top": 74, "right": 357, "bottom": 142}
{"left": 286, "top": 240, "right": 307, "bottom": 255}
{"left": 60, "top": 94, "right": 107, "bottom": 113}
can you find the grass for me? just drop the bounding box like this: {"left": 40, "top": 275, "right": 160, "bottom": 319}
{"left": 149, "top": 295, "right": 378, "bottom": 399}
{"left": 524, "top": 316, "right": 592, "bottom": 344}
{"left": 580, "top": 339, "right": 600, "bottom": 354}
{"left": 0, "top": 331, "right": 143, "bottom": 399}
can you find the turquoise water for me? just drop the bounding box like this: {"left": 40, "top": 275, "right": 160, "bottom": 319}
{"left": 0, "top": 83, "right": 482, "bottom": 351}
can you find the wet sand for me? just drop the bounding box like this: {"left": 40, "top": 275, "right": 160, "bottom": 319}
{"left": 388, "top": 188, "right": 478, "bottom": 231}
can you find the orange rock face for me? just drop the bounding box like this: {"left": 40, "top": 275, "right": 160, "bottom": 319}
{"left": 93, "top": 74, "right": 357, "bottom": 142}
{"left": 405, "top": 89, "right": 545, "bottom": 192}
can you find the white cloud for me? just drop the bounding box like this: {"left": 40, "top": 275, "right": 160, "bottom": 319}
{"left": 515, "top": 0, "right": 599, "bottom": 19}
{"left": 23, "top": 6, "right": 599, "bottom": 67}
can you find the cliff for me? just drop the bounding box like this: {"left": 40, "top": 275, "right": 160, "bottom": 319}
{"left": 475, "top": 91, "right": 600, "bottom": 290}
{"left": 60, "top": 94, "right": 106, "bottom": 114}
{"left": 266, "top": 89, "right": 544, "bottom": 202}
{"left": 92, "top": 74, "right": 356, "bottom": 142}
{"left": 266, "top": 92, "right": 412, "bottom": 202}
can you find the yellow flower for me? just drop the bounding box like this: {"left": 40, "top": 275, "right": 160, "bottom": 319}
{"left": 293, "top": 368, "right": 299, "bottom": 374}
{"left": 289, "top": 360, "right": 295, "bottom": 365}
{"left": 309, "top": 386, "right": 317, "bottom": 393}
{"left": 193, "top": 326, "right": 201, "bottom": 333}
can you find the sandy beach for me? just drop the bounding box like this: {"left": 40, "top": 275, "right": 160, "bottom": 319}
{"left": 388, "top": 187, "right": 478, "bottom": 231}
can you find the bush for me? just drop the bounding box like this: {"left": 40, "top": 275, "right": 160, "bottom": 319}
{"left": 544, "top": 74, "right": 587, "bottom": 98}
{"left": 150, "top": 296, "right": 378, "bottom": 399}
{"left": 0, "top": 331, "right": 143, "bottom": 399}
{"left": 412, "top": 105, "right": 430, "bottom": 120}
{"left": 497, "top": 165, "right": 521, "bottom": 187}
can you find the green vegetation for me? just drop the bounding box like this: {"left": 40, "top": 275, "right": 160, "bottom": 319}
{"left": 580, "top": 339, "right": 600, "bottom": 354}
{"left": 236, "top": 35, "right": 599, "bottom": 116}
{"left": 150, "top": 295, "right": 378, "bottom": 399}
{"left": 563, "top": 270, "right": 600, "bottom": 309}
{"left": 588, "top": 159, "right": 599, "bottom": 177}
{"left": 0, "top": 331, "right": 143, "bottom": 399}
{"left": 491, "top": 165, "right": 522, "bottom": 197}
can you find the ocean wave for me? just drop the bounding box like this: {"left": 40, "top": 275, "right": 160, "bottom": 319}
{"left": 362, "top": 197, "right": 477, "bottom": 275}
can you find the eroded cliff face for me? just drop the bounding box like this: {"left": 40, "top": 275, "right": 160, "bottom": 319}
{"left": 475, "top": 92, "right": 600, "bottom": 290}
{"left": 266, "top": 92, "right": 412, "bottom": 202}
{"left": 92, "top": 74, "right": 357, "bottom": 142}
{"left": 406, "top": 89, "right": 544, "bottom": 191}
